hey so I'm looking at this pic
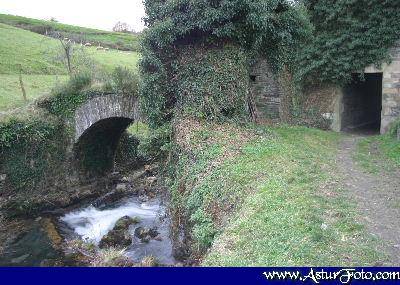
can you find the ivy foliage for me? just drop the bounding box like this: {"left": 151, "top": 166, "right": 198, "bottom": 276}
{"left": 297, "top": 0, "right": 400, "bottom": 85}
{"left": 174, "top": 43, "right": 250, "bottom": 121}
{"left": 0, "top": 118, "right": 66, "bottom": 192}
{"left": 140, "top": 0, "right": 312, "bottom": 127}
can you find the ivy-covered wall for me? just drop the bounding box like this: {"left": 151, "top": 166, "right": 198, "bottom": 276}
{"left": 0, "top": 116, "right": 71, "bottom": 216}
{"left": 174, "top": 43, "right": 250, "bottom": 122}
{"left": 140, "top": 0, "right": 311, "bottom": 128}
{"left": 298, "top": 0, "right": 400, "bottom": 86}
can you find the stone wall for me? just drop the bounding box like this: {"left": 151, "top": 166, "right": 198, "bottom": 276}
{"left": 303, "top": 41, "right": 400, "bottom": 134}
{"left": 250, "top": 59, "right": 284, "bottom": 121}
{"left": 380, "top": 42, "right": 400, "bottom": 133}
{"left": 301, "top": 85, "right": 343, "bottom": 131}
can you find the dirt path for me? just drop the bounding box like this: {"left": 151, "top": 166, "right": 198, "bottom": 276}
{"left": 337, "top": 135, "right": 400, "bottom": 265}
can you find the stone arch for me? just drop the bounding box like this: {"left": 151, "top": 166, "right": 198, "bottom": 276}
{"left": 73, "top": 94, "right": 139, "bottom": 178}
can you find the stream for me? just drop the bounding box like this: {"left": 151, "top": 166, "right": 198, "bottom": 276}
{"left": 61, "top": 196, "right": 176, "bottom": 265}
{"left": 0, "top": 165, "right": 178, "bottom": 266}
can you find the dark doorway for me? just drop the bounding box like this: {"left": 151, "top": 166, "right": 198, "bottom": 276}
{"left": 341, "top": 73, "right": 382, "bottom": 134}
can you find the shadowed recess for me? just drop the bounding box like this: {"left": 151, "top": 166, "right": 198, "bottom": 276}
{"left": 74, "top": 117, "right": 133, "bottom": 179}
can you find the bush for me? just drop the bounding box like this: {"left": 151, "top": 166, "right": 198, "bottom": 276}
{"left": 0, "top": 118, "right": 66, "bottom": 192}
{"left": 108, "top": 67, "right": 139, "bottom": 96}
{"left": 115, "top": 132, "right": 140, "bottom": 170}
{"left": 38, "top": 72, "right": 92, "bottom": 117}
{"left": 137, "top": 123, "right": 172, "bottom": 159}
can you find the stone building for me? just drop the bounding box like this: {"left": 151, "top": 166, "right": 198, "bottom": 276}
{"left": 249, "top": 58, "right": 284, "bottom": 122}
{"left": 251, "top": 43, "right": 400, "bottom": 134}
{"left": 323, "top": 42, "right": 400, "bottom": 134}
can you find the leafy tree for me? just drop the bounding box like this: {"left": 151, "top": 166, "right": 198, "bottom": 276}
{"left": 113, "top": 21, "right": 132, "bottom": 33}
{"left": 297, "top": 0, "right": 400, "bottom": 86}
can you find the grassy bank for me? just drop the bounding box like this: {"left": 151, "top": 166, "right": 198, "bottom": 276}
{"left": 171, "top": 121, "right": 384, "bottom": 266}
{"left": 0, "top": 13, "right": 140, "bottom": 51}
{"left": 356, "top": 135, "right": 400, "bottom": 174}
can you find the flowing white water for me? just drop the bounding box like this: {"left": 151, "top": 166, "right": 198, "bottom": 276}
{"left": 61, "top": 199, "right": 159, "bottom": 244}
{"left": 61, "top": 196, "right": 176, "bottom": 264}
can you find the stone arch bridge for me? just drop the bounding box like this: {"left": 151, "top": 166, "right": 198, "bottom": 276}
{"left": 70, "top": 93, "right": 140, "bottom": 180}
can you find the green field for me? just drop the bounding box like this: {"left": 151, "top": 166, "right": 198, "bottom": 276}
{"left": 0, "top": 21, "right": 140, "bottom": 112}
{"left": 0, "top": 13, "right": 140, "bottom": 51}
{"left": 0, "top": 75, "right": 68, "bottom": 111}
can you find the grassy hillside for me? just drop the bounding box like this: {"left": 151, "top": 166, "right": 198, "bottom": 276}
{"left": 0, "top": 75, "right": 67, "bottom": 111}
{"left": 171, "top": 121, "right": 385, "bottom": 266}
{"left": 0, "top": 22, "right": 139, "bottom": 112}
{"left": 0, "top": 23, "right": 65, "bottom": 75}
{"left": 0, "top": 13, "right": 140, "bottom": 51}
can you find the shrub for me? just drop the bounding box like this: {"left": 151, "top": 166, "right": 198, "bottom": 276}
{"left": 388, "top": 119, "right": 400, "bottom": 138}
{"left": 0, "top": 118, "right": 66, "bottom": 192}
{"left": 137, "top": 123, "right": 172, "bottom": 159}
{"left": 109, "top": 67, "right": 139, "bottom": 96}
{"left": 38, "top": 72, "right": 92, "bottom": 117}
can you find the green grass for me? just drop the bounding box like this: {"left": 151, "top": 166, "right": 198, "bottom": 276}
{"left": 87, "top": 48, "right": 140, "bottom": 72}
{"left": 0, "top": 13, "right": 140, "bottom": 51}
{"left": 0, "top": 23, "right": 140, "bottom": 75}
{"left": 0, "top": 22, "right": 140, "bottom": 112}
{"left": 127, "top": 122, "right": 150, "bottom": 140}
{"left": 173, "top": 123, "right": 385, "bottom": 266}
{"left": 0, "top": 23, "right": 65, "bottom": 75}
{"left": 0, "top": 75, "right": 68, "bottom": 111}
{"left": 356, "top": 135, "right": 400, "bottom": 173}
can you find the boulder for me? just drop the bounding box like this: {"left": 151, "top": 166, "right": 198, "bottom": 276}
{"left": 99, "top": 216, "right": 139, "bottom": 248}
{"left": 134, "top": 227, "right": 159, "bottom": 243}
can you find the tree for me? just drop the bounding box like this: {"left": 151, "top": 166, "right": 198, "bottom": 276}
{"left": 112, "top": 21, "right": 132, "bottom": 33}
{"left": 57, "top": 35, "right": 74, "bottom": 74}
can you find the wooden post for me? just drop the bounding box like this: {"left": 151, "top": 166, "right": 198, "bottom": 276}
{"left": 18, "top": 65, "right": 27, "bottom": 102}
